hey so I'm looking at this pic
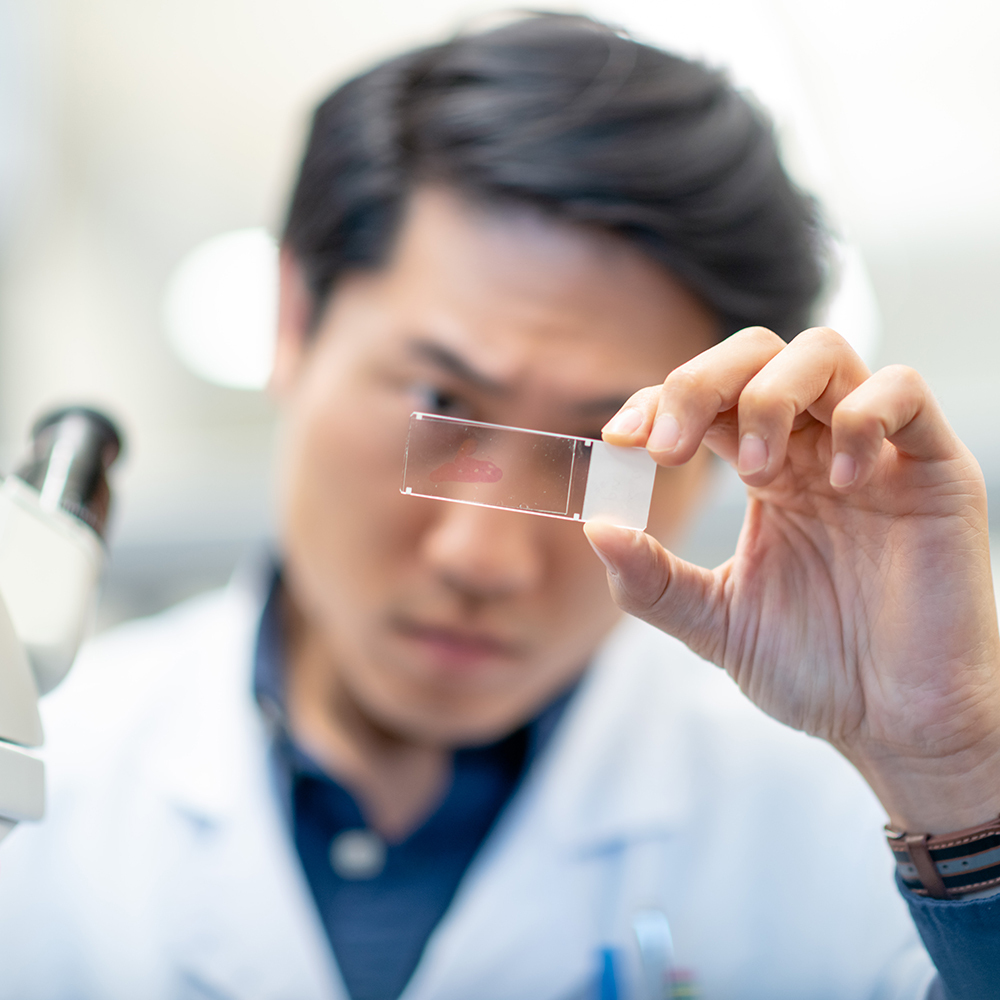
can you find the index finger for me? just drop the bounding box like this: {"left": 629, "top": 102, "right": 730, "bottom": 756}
{"left": 602, "top": 326, "right": 785, "bottom": 464}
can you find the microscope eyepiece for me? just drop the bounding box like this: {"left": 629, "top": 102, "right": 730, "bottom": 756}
{"left": 13, "top": 407, "right": 124, "bottom": 539}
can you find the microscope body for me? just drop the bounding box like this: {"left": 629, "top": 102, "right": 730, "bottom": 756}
{"left": 0, "top": 578, "right": 45, "bottom": 843}
{"left": 0, "top": 409, "right": 121, "bottom": 842}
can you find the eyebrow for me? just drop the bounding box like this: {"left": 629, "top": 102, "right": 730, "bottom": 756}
{"left": 407, "top": 338, "right": 632, "bottom": 417}
{"left": 408, "top": 340, "right": 509, "bottom": 395}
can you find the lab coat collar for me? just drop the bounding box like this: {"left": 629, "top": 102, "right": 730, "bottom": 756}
{"left": 148, "top": 567, "right": 701, "bottom": 1000}
{"left": 156, "top": 569, "right": 700, "bottom": 853}
{"left": 150, "top": 564, "right": 270, "bottom": 825}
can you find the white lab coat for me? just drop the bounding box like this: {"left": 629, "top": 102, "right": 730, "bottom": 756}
{"left": 0, "top": 566, "right": 936, "bottom": 1000}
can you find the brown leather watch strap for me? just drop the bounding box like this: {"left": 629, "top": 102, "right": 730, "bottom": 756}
{"left": 886, "top": 814, "right": 1000, "bottom": 899}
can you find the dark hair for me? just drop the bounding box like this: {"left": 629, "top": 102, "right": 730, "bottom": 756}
{"left": 282, "top": 12, "right": 825, "bottom": 340}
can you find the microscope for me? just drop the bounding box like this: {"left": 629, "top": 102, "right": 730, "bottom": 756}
{"left": 0, "top": 407, "right": 121, "bottom": 842}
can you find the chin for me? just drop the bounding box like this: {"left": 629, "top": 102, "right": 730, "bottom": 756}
{"left": 364, "top": 676, "right": 531, "bottom": 748}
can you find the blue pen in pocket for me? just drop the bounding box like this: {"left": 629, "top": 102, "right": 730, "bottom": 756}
{"left": 596, "top": 946, "right": 621, "bottom": 1000}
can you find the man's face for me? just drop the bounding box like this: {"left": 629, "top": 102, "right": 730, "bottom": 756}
{"left": 272, "top": 187, "right": 718, "bottom": 747}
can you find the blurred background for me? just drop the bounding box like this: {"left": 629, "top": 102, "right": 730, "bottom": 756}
{"left": 0, "top": 0, "right": 998, "bottom": 627}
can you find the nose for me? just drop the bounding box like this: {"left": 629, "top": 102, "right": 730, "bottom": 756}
{"left": 420, "top": 501, "right": 545, "bottom": 600}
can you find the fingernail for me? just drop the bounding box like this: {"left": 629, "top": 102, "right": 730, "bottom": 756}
{"left": 602, "top": 407, "right": 644, "bottom": 437}
{"left": 586, "top": 534, "right": 619, "bottom": 578}
{"left": 647, "top": 413, "right": 680, "bottom": 453}
{"left": 830, "top": 452, "right": 857, "bottom": 488}
{"left": 737, "top": 434, "right": 768, "bottom": 476}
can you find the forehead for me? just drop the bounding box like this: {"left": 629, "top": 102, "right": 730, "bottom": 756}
{"left": 327, "top": 187, "right": 718, "bottom": 398}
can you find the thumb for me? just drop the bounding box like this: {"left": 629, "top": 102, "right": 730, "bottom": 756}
{"left": 583, "top": 520, "right": 724, "bottom": 663}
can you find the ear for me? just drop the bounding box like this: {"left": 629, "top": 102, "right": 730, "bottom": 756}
{"left": 269, "top": 247, "right": 316, "bottom": 398}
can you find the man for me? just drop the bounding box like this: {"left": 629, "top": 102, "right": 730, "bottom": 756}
{"left": 0, "top": 13, "right": 997, "bottom": 1000}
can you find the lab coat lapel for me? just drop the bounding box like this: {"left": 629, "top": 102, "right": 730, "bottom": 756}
{"left": 532, "top": 615, "right": 699, "bottom": 850}
{"left": 403, "top": 616, "right": 701, "bottom": 1000}
{"left": 149, "top": 577, "right": 346, "bottom": 1000}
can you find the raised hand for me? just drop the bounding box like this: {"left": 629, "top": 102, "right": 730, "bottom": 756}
{"left": 585, "top": 326, "right": 1000, "bottom": 833}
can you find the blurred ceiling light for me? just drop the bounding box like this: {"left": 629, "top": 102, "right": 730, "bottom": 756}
{"left": 163, "top": 227, "right": 278, "bottom": 390}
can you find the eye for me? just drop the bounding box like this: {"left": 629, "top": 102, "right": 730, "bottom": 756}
{"left": 408, "top": 383, "right": 471, "bottom": 419}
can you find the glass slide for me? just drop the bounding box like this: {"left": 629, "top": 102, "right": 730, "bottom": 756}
{"left": 401, "top": 412, "right": 656, "bottom": 530}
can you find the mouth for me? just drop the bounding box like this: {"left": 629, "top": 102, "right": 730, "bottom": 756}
{"left": 391, "top": 618, "right": 524, "bottom": 672}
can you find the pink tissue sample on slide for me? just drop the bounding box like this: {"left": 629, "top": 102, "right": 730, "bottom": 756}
{"left": 429, "top": 438, "right": 503, "bottom": 484}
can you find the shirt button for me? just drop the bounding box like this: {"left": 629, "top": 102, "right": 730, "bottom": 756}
{"left": 329, "top": 828, "right": 387, "bottom": 880}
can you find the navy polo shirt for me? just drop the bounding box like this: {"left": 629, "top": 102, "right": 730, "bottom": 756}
{"left": 253, "top": 571, "right": 574, "bottom": 1000}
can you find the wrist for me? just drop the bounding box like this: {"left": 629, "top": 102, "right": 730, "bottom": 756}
{"left": 849, "top": 729, "right": 1000, "bottom": 835}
